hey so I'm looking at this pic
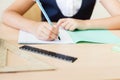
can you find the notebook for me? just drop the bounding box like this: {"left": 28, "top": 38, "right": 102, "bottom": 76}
{"left": 18, "top": 29, "right": 120, "bottom": 44}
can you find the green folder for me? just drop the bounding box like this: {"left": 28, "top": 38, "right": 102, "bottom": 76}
{"left": 67, "top": 30, "right": 120, "bottom": 44}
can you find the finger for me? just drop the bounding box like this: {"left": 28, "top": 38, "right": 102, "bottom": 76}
{"left": 64, "top": 23, "right": 73, "bottom": 30}
{"left": 36, "top": 25, "right": 53, "bottom": 40}
{"left": 32, "top": 0, "right": 35, "bottom": 1}
{"left": 38, "top": 30, "right": 56, "bottom": 41}
{"left": 37, "top": 30, "right": 49, "bottom": 40}
{"left": 52, "top": 26, "right": 59, "bottom": 35}
{"left": 60, "top": 21, "right": 69, "bottom": 29}
{"left": 49, "top": 32, "right": 58, "bottom": 40}
{"left": 43, "top": 22, "right": 53, "bottom": 30}
{"left": 51, "top": 27, "right": 59, "bottom": 36}
{"left": 56, "top": 18, "right": 67, "bottom": 27}
{"left": 43, "top": 25, "right": 58, "bottom": 38}
{"left": 42, "top": 27, "right": 58, "bottom": 40}
{"left": 66, "top": 23, "right": 76, "bottom": 31}
{"left": 43, "top": 23, "right": 59, "bottom": 35}
{"left": 49, "top": 27, "right": 59, "bottom": 40}
{"left": 41, "top": 22, "right": 59, "bottom": 40}
{"left": 69, "top": 26, "right": 76, "bottom": 31}
{"left": 42, "top": 23, "right": 56, "bottom": 35}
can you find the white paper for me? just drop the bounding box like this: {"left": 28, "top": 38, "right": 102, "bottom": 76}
{"left": 18, "top": 29, "right": 73, "bottom": 44}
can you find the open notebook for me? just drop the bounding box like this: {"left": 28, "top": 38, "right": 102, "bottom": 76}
{"left": 18, "top": 29, "right": 120, "bottom": 44}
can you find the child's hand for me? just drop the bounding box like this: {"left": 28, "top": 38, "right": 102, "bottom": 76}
{"left": 57, "top": 18, "right": 85, "bottom": 31}
{"left": 32, "top": 22, "right": 59, "bottom": 41}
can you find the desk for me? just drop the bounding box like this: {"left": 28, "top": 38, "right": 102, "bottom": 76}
{"left": 1, "top": 23, "right": 120, "bottom": 80}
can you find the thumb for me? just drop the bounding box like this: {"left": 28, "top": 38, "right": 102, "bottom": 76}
{"left": 53, "top": 25, "right": 59, "bottom": 29}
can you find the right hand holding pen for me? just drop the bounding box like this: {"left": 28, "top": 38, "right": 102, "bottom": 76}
{"left": 33, "top": 22, "right": 59, "bottom": 41}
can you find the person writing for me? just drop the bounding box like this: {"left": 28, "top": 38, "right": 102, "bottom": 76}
{"left": 2, "top": 0, "right": 120, "bottom": 41}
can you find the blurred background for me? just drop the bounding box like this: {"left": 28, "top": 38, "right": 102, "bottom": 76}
{"left": 0, "top": 0, "right": 110, "bottom": 22}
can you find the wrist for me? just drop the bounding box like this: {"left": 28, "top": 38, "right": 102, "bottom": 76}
{"left": 27, "top": 21, "right": 39, "bottom": 35}
{"left": 77, "top": 20, "right": 90, "bottom": 30}
{"left": 84, "top": 20, "right": 91, "bottom": 29}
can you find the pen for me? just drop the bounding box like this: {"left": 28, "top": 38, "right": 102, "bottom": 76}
{"left": 35, "top": 0, "right": 60, "bottom": 40}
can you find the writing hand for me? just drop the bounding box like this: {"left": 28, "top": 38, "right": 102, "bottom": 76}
{"left": 32, "top": 22, "right": 59, "bottom": 41}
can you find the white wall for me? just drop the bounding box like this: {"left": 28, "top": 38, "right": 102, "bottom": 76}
{"left": 91, "top": 1, "right": 110, "bottom": 19}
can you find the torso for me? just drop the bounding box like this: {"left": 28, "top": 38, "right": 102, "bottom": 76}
{"left": 39, "top": 0, "right": 96, "bottom": 22}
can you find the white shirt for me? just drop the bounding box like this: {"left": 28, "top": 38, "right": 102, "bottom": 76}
{"left": 56, "top": 0, "right": 98, "bottom": 17}
{"left": 56, "top": 0, "right": 82, "bottom": 17}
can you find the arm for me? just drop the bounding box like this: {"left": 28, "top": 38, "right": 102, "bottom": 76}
{"left": 2, "top": 0, "right": 58, "bottom": 40}
{"left": 85, "top": 0, "right": 120, "bottom": 30}
{"left": 57, "top": 0, "right": 120, "bottom": 30}
{"left": 2, "top": 0, "right": 36, "bottom": 32}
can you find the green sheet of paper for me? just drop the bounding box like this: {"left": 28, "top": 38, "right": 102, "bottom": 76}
{"left": 67, "top": 30, "right": 120, "bottom": 44}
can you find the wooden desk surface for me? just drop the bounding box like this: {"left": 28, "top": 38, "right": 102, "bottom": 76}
{"left": 1, "top": 23, "right": 120, "bottom": 80}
